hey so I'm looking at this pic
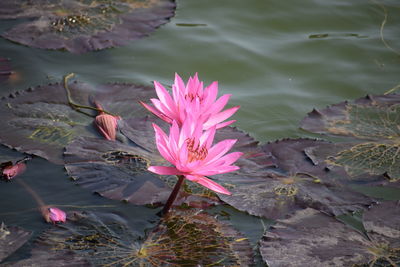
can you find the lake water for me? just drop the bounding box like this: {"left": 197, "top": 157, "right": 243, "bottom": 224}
{"left": 0, "top": 0, "right": 399, "bottom": 266}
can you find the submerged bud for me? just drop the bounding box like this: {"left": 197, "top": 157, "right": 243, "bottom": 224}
{"left": 42, "top": 207, "right": 67, "bottom": 224}
{"left": 2, "top": 162, "right": 26, "bottom": 180}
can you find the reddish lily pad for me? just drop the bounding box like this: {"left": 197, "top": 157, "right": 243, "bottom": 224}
{"left": 260, "top": 201, "right": 400, "bottom": 267}
{"left": 0, "top": 0, "right": 176, "bottom": 53}
{"left": 0, "top": 80, "right": 154, "bottom": 164}
{"left": 301, "top": 94, "right": 400, "bottom": 181}
{"left": 0, "top": 223, "right": 31, "bottom": 262}
{"left": 214, "top": 138, "right": 375, "bottom": 219}
{"left": 33, "top": 210, "right": 253, "bottom": 266}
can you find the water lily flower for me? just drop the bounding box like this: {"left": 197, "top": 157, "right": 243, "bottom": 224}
{"left": 140, "top": 73, "right": 240, "bottom": 130}
{"left": 42, "top": 207, "right": 66, "bottom": 224}
{"left": 148, "top": 118, "right": 243, "bottom": 195}
{"left": 94, "top": 102, "right": 120, "bottom": 141}
{"left": 2, "top": 162, "right": 26, "bottom": 180}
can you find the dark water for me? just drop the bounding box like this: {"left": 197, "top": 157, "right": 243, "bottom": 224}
{"left": 0, "top": 0, "right": 399, "bottom": 266}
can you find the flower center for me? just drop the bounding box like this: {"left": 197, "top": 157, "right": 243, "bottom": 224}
{"left": 185, "top": 93, "right": 202, "bottom": 102}
{"left": 186, "top": 138, "right": 208, "bottom": 162}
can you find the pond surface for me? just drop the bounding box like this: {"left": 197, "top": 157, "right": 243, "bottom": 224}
{"left": 0, "top": 0, "right": 399, "bottom": 266}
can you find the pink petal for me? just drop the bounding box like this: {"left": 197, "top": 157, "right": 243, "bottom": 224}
{"left": 185, "top": 175, "right": 231, "bottom": 195}
{"left": 199, "top": 126, "right": 216, "bottom": 149}
{"left": 151, "top": 99, "right": 176, "bottom": 121}
{"left": 206, "top": 94, "right": 231, "bottom": 114}
{"left": 196, "top": 165, "right": 240, "bottom": 176}
{"left": 140, "top": 101, "right": 172, "bottom": 124}
{"left": 148, "top": 166, "right": 182, "bottom": 175}
{"left": 204, "top": 106, "right": 240, "bottom": 129}
{"left": 48, "top": 207, "right": 66, "bottom": 223}
{"left": 154, "top": 81, "right": 176, "bottom": 112}
{"left": 202, "top": 81, "right": 219, "bottom": 109}
{"left": 204, "top": 139, "right": 237, "bottom": 164}
{"left": 215, "top": 120, "right": 236, "bottom": 129}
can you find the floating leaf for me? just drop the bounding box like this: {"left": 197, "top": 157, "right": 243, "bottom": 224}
{"left": 260, "top": 201, "right": 400, "bottom": 267}
{"left": 301, "top": 94, "right": 400, "bottom": 181}
{"left": 64, "top": 136, "right": 171, "bottom": 205}
{"left": 3, "top": 249, "right": 89, "bottom": 266}
{"left": 215, "top": 138, "right": 374, "bottom": 219}
{"left": 0, "top": 80, "right": 154, "bottom": 164}
{"left": 0, "top": 0, "right": 176, "bottom": 53}
{"left": 261, "top": 138, "right": 333, "bottom": 178}
{"left": 32, "top": 210, "right": 253, "bottom": 266}
{"left": 0, "top": 223, "right": 31, "bottom": 262}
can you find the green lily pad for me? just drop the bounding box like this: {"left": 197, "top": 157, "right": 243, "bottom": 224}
{"left": 0, "top": 0, "right": 176, "bottom": 53}
{"left": 0, "top": 80, "right": 154, "bottom": 164}
{"left": 0, "top": 223, "right": 31, "bottom": 262}
{"left": 260, "top": 201, "right": 400, "bottom": 267}
{"left": 301, "top": 94, "right": 400, "bottom": 181}
{"left": 215, "top": 138, "right": 374, "bottom": 219}
{"left": 32, "top": 210, "right": 253, "bottom": 266}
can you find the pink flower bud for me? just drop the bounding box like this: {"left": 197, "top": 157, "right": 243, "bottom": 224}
{"left": 2, "top": 162, "right": 26, "bottom": 180}
{"left": 95, "top": 113, "right": 119, "bottom": 141}
{"left": 42, "top": 207, "right": 66, "bottom": 224}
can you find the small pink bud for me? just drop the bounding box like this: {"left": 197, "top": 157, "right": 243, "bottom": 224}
{"left": 42, "top": 207, "right": 66, "bottom": 224}
{"left": 95, "top": 113, "right": 119, "bottom": 141}
{"left": 93, "top": 101, "right": 120, "bottom": 141}
{"left": 2, "top": 162, "right": 26, "bottom": 180}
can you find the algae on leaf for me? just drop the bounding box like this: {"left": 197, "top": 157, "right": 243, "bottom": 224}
{"left": 260, "top": 201, "right": 400, "bottom": 267}
{"left": 216, "top": 138, "right": 374, "bottom": 220}
{"left": 32, "top": 210, "right": 253, "bottom": 266}
{"left": 301, "top": 94, "right": 400, "bottom": 181}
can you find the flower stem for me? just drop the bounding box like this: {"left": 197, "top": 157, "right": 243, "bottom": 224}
{"left": 159, "top": 175, "right": 185, "bottom": 216}
{"left": 63, "top": 73, "right": 118, "bottom": 116}
{"left": 16, "top": 179, "right": 46, "bottom": 208}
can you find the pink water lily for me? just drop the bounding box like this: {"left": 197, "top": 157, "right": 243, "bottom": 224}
{"left": 148, "top": 118, "right": 243, "bottom": 195}
{"left": 140, "top": 73, "right": 240, "bottom": 130}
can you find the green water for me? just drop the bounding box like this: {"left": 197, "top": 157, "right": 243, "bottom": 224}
{"left": 0, "top": 0, "right": 399, "bottom": 266}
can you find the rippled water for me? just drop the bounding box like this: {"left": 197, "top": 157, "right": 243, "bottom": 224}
{"left": 0, "top": 0, "right": 399, "bottom": 265}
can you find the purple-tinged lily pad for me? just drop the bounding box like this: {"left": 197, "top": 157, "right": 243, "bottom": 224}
{"left": 301, "top": 94, "right": 400, "bottom": 181}
{"left": 33, "top": 210, "right": 253, "bottom": 266}
{"left": 0, "top": 0, "right": 176, "bottom": 53}
{"left": 64, "top": 136, "right": 171, "bottom": 205}
{"left": 0, "top": 80, "right": 154, "bottom": 164}
{"left": 3, "top": 249, "right": 89, "bottom": 266}
{"left": 217, "top": 173, "right": 374, "bottom": 220}
{"left": 0, "top": 223, "right": 31, "bottom": 262}
{"left": 260, "top": 201, "right": 400, "bottom": 267}
{"left": 214, "top": 138, "right": 375, "bottom": 219}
